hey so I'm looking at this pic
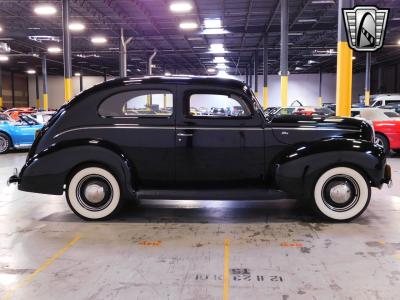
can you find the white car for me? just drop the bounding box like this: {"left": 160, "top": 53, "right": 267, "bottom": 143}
{"left": 30, "top": 111, "right": 56, "bottom": 124}
{"left": 371, "top": 94, "right": 400, "bottom": 107}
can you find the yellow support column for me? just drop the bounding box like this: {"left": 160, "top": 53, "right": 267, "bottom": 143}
{"left": 335, "top": 0, "right": 354, "bottom": 117}
{"left": 281, "top": 76, "right": 288, "bottom": 107}
{"left": 0, "top": 96, "right": 3, "bottom": 109}
{"left": 43, "top": 93, "right": 48, "bottom": 110}
{"left": 263, "top": 34, "right": 269, "bottom": 109}
{"left": 64, "top": 77, "right": 72, "bottom": 102}
{"left": 335, "top": 42, "right": 353, "bottom": 117}
{"left": 280, "top": 0, "right": 289, "bottom": 108}
{"left": 364, "top": 90, "right": 370, "bottom": 106}
{"left": 318, "top": 96, "right": 323, "bottom": 107}
{"left": 364, "top": 52, "right": 371, "bottom": 106}
{"left": 263, "top": 87, "right": 268, "bottom": 109}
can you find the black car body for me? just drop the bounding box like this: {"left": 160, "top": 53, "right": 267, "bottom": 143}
{"left": 9, "top": 76, "right": 391, "bottom": 221}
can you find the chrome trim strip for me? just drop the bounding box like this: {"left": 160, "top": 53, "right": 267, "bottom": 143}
{"left": 54, "top": 126, "right": 175, "bottom": 138}
{"left": 54, "top": 125, "right": 361, "bottom": 138}
{"left": 271, "top": 127, "right": 361, "bottom": 132}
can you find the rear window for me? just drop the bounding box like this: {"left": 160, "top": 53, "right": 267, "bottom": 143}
{"left": 98, "top": 90, "right": 173, "bottom": 117}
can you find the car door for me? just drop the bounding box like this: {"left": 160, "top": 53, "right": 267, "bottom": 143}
{"left": 96, "top": 84, "right": 176, "bottom": 188}
{"left": 175, "top": 85, "right": 265, "bottom": 187}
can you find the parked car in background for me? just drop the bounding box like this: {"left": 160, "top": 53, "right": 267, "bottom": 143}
{"left": 371, "top": 94, "right": 400, "bottom": 107}
{"left": 270, "top": 106, "right": 335, "bottom": 117}
{"left": 264, "top": 106, "right": 280, "bottom": 116}
{"left": 30, "top": 111, "right": 56, "bottom": 124}
{"left": 381, "top": 104, "right": 400, "bottom": 114}
{"left": 5, "top": 107, "right": 36, "bottom": 121}
{"left": 0, "top": 114, "right": 43, "bottom": 154}
{"left": 8, "top": 76, "right": 391, "bottom": 222}
{"left": 356, "top": 108, "right": 400, "bottom": 154}
{"left": 0, "top": 113, "right": 13, "bottom": 122}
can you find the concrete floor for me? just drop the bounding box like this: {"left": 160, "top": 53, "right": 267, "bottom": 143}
{"left": 0, "top": 152, "right": 400, "bottom": 300}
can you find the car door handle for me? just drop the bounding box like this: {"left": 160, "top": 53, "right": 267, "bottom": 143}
{"left": 177, "top": 133, "right": 193, "bottom": 137}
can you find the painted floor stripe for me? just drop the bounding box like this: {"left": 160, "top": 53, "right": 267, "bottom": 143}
{"left": 0, "top": 234, "right": 81, "bottom": 300}
{"left": 223, "top": 238, "right": 230, "bottom": 300}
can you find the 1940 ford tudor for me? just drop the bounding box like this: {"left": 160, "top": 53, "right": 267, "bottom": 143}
{"left": 8, "top": 76, "right": 392, "bottom": 221}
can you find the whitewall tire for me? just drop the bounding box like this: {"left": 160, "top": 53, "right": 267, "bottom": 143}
{"left": 66, "top": 167, "right": 122, "bottom": 220}
{"left": 313, "top": 167, "right": 371, "bottom": 221}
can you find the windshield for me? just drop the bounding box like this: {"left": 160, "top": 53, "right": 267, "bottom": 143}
{"left": 19, "top": 114, "right": 40, "bottom": 125}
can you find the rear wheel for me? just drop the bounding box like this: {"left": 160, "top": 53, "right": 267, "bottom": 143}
{"left": 0, "top": 133, "right": 11, "bottom": 154}
{"left": 375, "top": 133, "right": 390, "bottom": 154}
{"left": 66, "top": 166, "right": 124, "bottom": 220}
{"left": 312, "top": 167, "right": 371, "bottom": 221}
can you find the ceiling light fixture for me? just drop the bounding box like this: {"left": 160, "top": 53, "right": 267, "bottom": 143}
{"left": 91, "top": 36, "right": 107, "bottom": 44}
{"left": 216, "top": 63, "right": 228, "bottom": 69}
{"left": 69, "top": 22, "right": 85, "bottom": 31}
{"left": 204, "top": 18, "right": 222, "bottom": 29}
{"left": 352, "top": 56, "right": 356, "bottom": 60}
{"left": 48, "top": 46, "right": 61, "bottom": 53}
{"left": 209, "top": 43, "right": 227, "bottom": 53}
{"left": 26, "top": 69, "right": 36, "bottom": 74}
{"left": 0, "top": 26, "right": 3, "bottom": 32}
{"left": 164, "top": 72, "right": 171, "bottom": 76}
{"left": 170, "top": 2, "right": 192, "bottom": 13}
{"left": 74, "top": 72, "right": 81, "bottom": 76}
{"left": 0, "top": 55, "right": 9, "bottom": 62}
{"left": 289, "top": 32, "right": 303, "bottom": 36}
{"left": 34, "top": 5, "right": 57, "bottom": 16}
{"left": 207, "top": 68, "right": 216, "bottom": 73}
{"left": 213, "top": 56, "right": 228, "bottom": 63}
{"left": 311, "top": 0, "right": 335, "bottom": 4}
{"left": 179, "top": 22, "right": 198, "bottom": 30}
{"left": 298, "top": 18, "right": 317, "bottom": 23}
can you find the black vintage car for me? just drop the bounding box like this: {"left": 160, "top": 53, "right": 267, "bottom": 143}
{"left": 8, "top": 76, "right": 391, "bottom": 221}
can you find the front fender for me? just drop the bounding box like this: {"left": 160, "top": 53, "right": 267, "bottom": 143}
{"left": 18, "top": 139, "right": 135, "bottom": 196}
{"left": 274, "top": 138, "right": 386, "bottom": 198}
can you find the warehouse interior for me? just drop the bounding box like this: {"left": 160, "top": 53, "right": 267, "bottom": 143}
{"left": 1, "top": 0, "right": 400, "bottom": 299}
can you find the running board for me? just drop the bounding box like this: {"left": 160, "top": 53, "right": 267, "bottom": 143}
{"left": 136, "top": 188, "right": 291, "bottom": 201}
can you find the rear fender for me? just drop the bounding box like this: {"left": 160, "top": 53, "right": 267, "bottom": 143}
{"left": 19, "top": 139, "right": 136, "bottom": 197}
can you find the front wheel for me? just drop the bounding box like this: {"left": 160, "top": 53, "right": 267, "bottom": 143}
{"left": 312, "top": 167, "right": 371, "bottom": 221}
{"left": 0, "top": 133, "right": 11, "bottom": 154}
{"left": 375, "top": 133, "right": 390, "bottom": 154}
{"left": 66, "top": 166, "right": 124, "bottom": 220}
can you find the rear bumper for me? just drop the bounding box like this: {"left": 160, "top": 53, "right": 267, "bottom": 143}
{"left": 7, "top": 168, "right": 20, "bottom": 186}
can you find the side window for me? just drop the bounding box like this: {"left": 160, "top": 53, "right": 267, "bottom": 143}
{"left": 386, "top": 100, "right": 400, "bottom": 105}
{"left": 187, "top": 93, "right": 251, "bottom": 118}
{"left": 99, "top": 90, "right": 173, "bottom": 117}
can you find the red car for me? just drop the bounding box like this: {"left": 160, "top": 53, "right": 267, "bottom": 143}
{"left": 358, "top": 108, "right": 400, "bottom": 154}
{"left": 5, "top": 107, "right": 36, "bottom": 121}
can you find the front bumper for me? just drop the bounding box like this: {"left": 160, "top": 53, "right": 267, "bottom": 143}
{"left": 383, "top": 164, "right": 392, "bottom": 188}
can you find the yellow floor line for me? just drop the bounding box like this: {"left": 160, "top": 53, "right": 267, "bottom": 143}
{"left": 0, "top": 234, "right": 81, "bottom": 300}
{"left": 223, "top": 238, "right": 230, "bottom": 300}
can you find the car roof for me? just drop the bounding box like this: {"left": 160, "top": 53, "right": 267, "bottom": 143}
{"left": 90, "top": 75, "right": 248, "bottom": 92}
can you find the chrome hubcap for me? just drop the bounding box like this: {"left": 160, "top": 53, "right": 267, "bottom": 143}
{"left": 76, "top": 175, "right": 113, "bottom": 211}
{"left": 329, "top": 182, "right": 352, "bottom": 204}
{"left": 322, "top": 175, "right": 360, "bottom": 212}
{"left": 84, "top": 184, "right": 105, "bottom": 204}
{"left": 375, "top": 137, "right": 384, "bottom": 147}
